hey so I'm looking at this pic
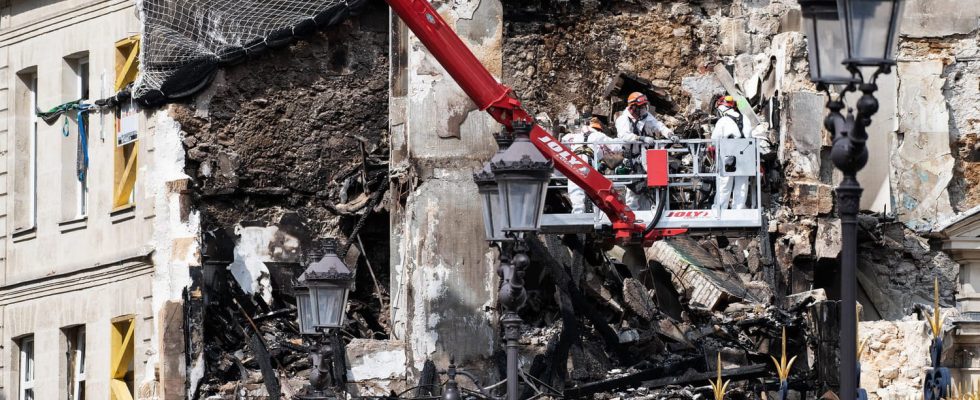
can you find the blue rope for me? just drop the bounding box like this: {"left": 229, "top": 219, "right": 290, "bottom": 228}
{"left": 76, "top": 105, "right": 90, "bottom": 182}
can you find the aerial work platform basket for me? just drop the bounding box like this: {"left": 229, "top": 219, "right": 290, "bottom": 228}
{"left": 541, "top": 138, "right": 764, "bottom": 235}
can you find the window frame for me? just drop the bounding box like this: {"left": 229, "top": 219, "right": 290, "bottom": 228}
{"left": 29, "top": 76, "right": 37, "bottom": 227}
{"left": 19, "top": 335, "right": 35, "bottom": 400}
{"left": 75, "top": 57, "right": 89, "bottom": 218}
{"left": 66, "top": 326, "right": 86, "bottom": 400}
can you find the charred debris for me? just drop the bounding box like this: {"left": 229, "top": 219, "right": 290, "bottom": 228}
{"left": 169, "top": 4, "right": 954, "bottom": 397}
{"left": 185, "top": 66, "right": 951, "bottom": 399}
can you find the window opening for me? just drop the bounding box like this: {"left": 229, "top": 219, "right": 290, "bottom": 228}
{"left": 66, "top": 326, "right": 86, "bottom": 400}
{"left": 19, "top": 336, "right": 35, "bottom": 400}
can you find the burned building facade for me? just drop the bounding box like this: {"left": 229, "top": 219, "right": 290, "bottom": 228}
{"left": 0, "top": 0, "right": 977, "bottom": 399}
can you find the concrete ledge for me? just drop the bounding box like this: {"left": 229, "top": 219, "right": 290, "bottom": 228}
{"left": 58, "top": 217, "right": 88, "bottom": 233}
{"left": 110, "top": 205, "right": 136, "bottom": 224}
{"left": 11, "top": 227, "right": 35, "bottom": 243}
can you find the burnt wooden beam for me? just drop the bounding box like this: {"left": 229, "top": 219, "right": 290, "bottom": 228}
{"left": 528, "top": 236, "right": 621, "bottom": 350}
{"left": 565, "top": 361, "right": 770, "bottom": 399}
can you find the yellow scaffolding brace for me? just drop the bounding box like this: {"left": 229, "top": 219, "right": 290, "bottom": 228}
{"left": 113, "top": 36, "right": 140, "bottom": 210}
{"left": 110, "top": 317, "right": 135, "bottom": 400}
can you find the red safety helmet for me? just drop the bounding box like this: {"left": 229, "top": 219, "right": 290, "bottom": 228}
{"left": 627, "top": 92, "right": 649, "bottom": 107}
{"left": 716, "top": 95, "right": 736, "bottom": 109}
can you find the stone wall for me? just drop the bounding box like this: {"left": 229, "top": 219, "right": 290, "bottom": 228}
{"left": 500, "top": 0, "right": 808, "bottom": 123}
{"left": 859, "top": 320, "right": 933, "bottom": 400}
{"left": 173, "top": 7, "right": 389, "bottom": 239}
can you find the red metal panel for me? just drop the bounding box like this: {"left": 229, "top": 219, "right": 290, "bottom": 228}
{"left": 646, "top": 149, "right": 668, "bottom": 187}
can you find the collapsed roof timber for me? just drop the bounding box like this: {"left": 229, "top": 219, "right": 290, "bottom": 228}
{"left": 0, "top": 0, "right": 977, "bottom": 399}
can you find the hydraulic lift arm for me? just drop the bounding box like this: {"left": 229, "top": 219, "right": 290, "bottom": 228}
{"left": 385, "top": 0, "right": 685, "bottom": 244}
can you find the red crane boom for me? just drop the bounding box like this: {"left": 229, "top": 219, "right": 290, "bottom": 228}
{"left": 385, "top": 0, "right": 686, "bottom": 244}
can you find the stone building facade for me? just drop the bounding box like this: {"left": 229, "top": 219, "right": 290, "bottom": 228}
{"left": 0, "top": 1, "right": 194, "bottom": 399}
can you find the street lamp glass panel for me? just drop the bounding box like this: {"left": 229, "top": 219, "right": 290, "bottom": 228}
{"left": 802, "top": 0, "right": 854, "bottom": 84}
{"left": 476, "top": 170, "right": 509, "bottom": 241}
{"left": 313, "top": 285, "right": 348, "bottom": 329}
{"left": 481, "top": 185, "right": 509, "bottom": 241}
{"left": 498, "top": 177, "right": 548, "bottom": 232}
{"left": 295, "top": 290, "right": 317, "bottom": 334}
{"left": 839, "top": 0, "right": 904, "bottom": 65}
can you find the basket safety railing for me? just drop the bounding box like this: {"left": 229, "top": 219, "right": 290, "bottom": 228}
{"left": 542, "top": 137, "right": 763, "bottom": 234}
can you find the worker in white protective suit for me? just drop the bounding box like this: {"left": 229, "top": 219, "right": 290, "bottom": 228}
{"left": 563, "top": 117, "right": 613, "bottom": 213}
{"left": 614, "top": 92, "right": 677, "bottom": 211}
{"left": 711, "top": 95, "right": 753, "bottom": 210}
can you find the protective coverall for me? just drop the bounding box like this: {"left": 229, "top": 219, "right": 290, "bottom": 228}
{"left": 563, "top": 125, "right": 613, "bottom": 213}
{"left": 614, "top": 110, "right": 674, "bottom": 211}
{"left": 712, "top": 108, "right": 753, "bottom": 210}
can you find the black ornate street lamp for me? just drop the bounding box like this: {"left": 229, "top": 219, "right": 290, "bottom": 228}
{"left": 294, "top": 239, "right": 354, "bottom": 399}
{"left": 474, "top": 133, "right": 514, "bottom": 243}
{"left": 800, "top": 1, "right": 904, "bottom": 400}
{"left": 474, "top": 121, "right": 553, "bottom": 400}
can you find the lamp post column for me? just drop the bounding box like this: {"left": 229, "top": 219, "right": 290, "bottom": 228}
{"left": 837, "top": 175, "right": 861, "bottom": 400}
{"left": 827, "top": 81, "right": 876, "bottom": 400}
{"left": 497, "top": 239, "right": 529, "bottom": 400}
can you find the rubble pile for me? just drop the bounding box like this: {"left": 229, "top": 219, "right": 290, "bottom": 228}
{"left": 489, "top": 234, "right": 812, "bottom": 399}
{"left": 488, "top": 218, "right": 952, "bottom": 399}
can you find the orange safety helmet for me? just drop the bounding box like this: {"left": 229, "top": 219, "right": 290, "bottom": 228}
{"left": 716, "top": 95, "right": 736, "bottom": 108}
{"left": 627, "top": 92, "right": 649, "bottom": 107}
{"left": 589, "top": 117, "right": 603, "bottom": 130}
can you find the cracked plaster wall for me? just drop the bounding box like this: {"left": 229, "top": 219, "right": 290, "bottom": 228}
{"left": 891, "top": 5, "right": 980, "bottom": 229}
{"left": 147, "top": 110, "right": 201, "bottom": 399}
{"left": 389, "top": 0, "right": 502, "bottom": 379}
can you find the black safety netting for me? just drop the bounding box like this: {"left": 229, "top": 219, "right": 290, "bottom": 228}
{"left": 133, "top": 0, "right": 368, "bottom": 106}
